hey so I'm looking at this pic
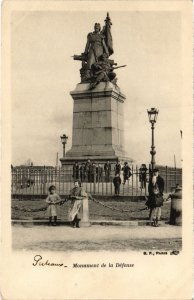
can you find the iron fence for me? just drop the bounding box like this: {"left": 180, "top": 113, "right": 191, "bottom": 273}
{"left": 11, "top": 165, "right": 182, "bottom": 198}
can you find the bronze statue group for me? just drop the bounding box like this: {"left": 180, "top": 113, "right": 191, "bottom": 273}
{"left": 73, "top": 14, "right": 126, "bottom": 89}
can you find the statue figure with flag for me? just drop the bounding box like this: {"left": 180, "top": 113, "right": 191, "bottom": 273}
{"left": 72, "top": 13, "right": 126, "bottom": 86}
{"left": 83, "top": 22, "right": 109, "bottom": 79}
{"left": 73, "top": 13, "right": 126, "bottom": 88}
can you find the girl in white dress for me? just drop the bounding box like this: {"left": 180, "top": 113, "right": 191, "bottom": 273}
{"left": 46, "top": 185, "right": 61, "bottom": 226}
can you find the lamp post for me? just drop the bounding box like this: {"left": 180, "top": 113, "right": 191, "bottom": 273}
{"left": 147, "top": 108, "right": 159, "bottom": 171}
{"left": 60, "top": 134, "right": 68, "bottom": 157}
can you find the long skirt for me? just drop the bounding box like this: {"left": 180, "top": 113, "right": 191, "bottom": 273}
{"left": 68, "top": 200, "right": 83, "bottom": 221}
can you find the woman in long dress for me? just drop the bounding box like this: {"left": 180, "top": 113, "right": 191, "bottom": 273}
{"left": 68, "top": 181, "right": 88, "bottom": 228}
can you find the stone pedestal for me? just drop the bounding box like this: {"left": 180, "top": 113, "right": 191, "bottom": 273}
{"left": 60, "top": 82, "right": 133, "bottom": 167}
{"left": 79, "top": 196, "right": 90, "bottom": 228}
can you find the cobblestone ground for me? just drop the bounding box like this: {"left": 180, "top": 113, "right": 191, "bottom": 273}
{"left": 12, "top": 224, "right": 182, "bottom": 252}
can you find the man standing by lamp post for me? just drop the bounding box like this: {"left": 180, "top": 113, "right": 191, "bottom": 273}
{"left": 147, "top": 168, "right": 165, "bottom": 226}
{"left": 146, "top": 108, "right": 165, "bottom": 224}
{"left": 60, "top": 134, "right": 68, "bottom": 157}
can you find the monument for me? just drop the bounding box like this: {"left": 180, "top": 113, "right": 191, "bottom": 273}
{"left": 60, "top": 13, "right": 133, "bottom": 167}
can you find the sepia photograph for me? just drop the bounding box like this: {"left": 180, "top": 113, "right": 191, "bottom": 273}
{"left": 11, "top": 8, "right": 183, "bottom": 252}
{"left": 1, "top": 1, "right": 193, "bottom": 299}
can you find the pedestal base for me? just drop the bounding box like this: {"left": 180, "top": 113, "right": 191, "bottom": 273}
{"left": 60, "top": 82, "right": 133, "bottom": 166}
{"left": 79, "top": 221, "right": 91, "bottom": 228}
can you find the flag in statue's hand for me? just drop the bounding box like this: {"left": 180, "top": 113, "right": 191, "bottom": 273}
{"left": 102, "top": 12, "right": 114, "bottom": 56}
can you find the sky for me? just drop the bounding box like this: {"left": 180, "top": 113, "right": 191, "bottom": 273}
{"left": 11, "top": 10, "right": 182, "bottom": 167}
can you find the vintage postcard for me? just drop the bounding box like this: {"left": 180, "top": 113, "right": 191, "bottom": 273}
{"left": 0, "top": 1, "right": 193, "bottom": 299}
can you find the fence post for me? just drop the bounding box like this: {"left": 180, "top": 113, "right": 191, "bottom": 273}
{"left": 145, "top": 166, "right": 148, "bottom": 196}
{"left": 43, "top": 166, "right": 46, "bottom": 195}
{"left": 131, "top": 165, "right": 134, "bottom": 200}
{"left": 102, "top": 169, "right": 104, "bottom": 196}
{"left": 135, "top": 165, "right": 138, "bottom": 196}
{"left": 165, "top": 166, "right": 168, "bottom": 193}
{"left": 80, "top": 195, "right": 90, "bottom": 227}
{"left": 11, "top": 168, "right": 13, "bottom": 194}
{"left": 93, "top": 167, "right": 96, "bottom": 195}
{"left": 175, "top": 167, "right": 177, "bottom": 186}
{"left": 58, "top": 166, "right": 61, "bottom": 195}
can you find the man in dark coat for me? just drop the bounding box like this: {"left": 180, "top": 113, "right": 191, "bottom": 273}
{"left": 85, "top": 160, "right": 92, "bottom": 182}
{"left": 122, "top": 162, "right": 131, "bottom": 184}
{"left": 146, "top": 168, "right": 164, "bottom": 226}
{"left": 104, "top": 161, "right": 111, "bottom": 182}
{"left": 96, "top": 164, "right": 103, "bottom": 182}
{"left": 139, "top": 164, "right": 148, "bottom": 189}
{"left": 113, "top": 173, "right": 122, "bottom": 195}
{"left": 91, "top": 162, "right": 97, "bottom": 182}
{"left": 79, "top": 163, "right": 85, "bottom": 182}
{"left": 114, "top": 161, "right": 121, "bottom": 175}
{"left": 73, "top": 162, "right": 79, "bottom": 180}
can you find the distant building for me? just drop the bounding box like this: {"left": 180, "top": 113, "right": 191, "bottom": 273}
{"left": 12, "top": 165, "right": 55, "bottom": 171}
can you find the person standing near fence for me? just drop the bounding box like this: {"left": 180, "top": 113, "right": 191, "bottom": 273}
{"left": 114, "top": 161, "right": 122, "bottom": 175}
{"left": 91, "top": 162, "right": 97, "bottom": 182}
{"left": 139, "top": 164, "right": 148, "bottom": 189}
{"left": 68, "top": 180, "right": 88, "bottom": 228}
{"left": 73, "top": 161, "right": 79, "bottom": 180}
{"left": 104, "top": 161, "right": 111, "bottom": 182}
{"left": 146, "top": 168, "right": 165, "bottom": 227}
{"left": 97, "top": 164, "right": 103, "bottom": 182}
{"left": 46, "top": 185, "right": 62, "bottom": 226}
{"left": 85, "top": 159, "right": 92, "bottom": 182}
{"left": 122, "top": 162, "right": 131, "bottom": 185}
{"left": 113, "top": 173, "right": 122, "bottom": 195}
{"left": 79, "top": 162, "right": 85, "bottom": 182}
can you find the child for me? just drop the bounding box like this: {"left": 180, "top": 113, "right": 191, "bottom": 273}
{"left": 46, "top": 185, "right": 61, "bottom": 226}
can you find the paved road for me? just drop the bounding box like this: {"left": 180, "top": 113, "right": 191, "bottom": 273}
{"left": 12, "top": 224, "right": 182, "bottom": 252}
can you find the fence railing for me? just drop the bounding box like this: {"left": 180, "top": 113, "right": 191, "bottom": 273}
{"left": 11, "top": 165, "right": 182, "bottom": 198}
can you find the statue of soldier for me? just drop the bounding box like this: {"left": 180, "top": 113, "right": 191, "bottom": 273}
{"left": 73, "top": 13, "right": 126, "bottom": 86}
{"left": 83, "top": 23, "right": 109, "bottom": 79}
{"left": 89, "top": 53, "right": 116, "bottom": 89}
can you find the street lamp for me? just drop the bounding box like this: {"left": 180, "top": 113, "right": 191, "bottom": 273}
{"left": 60, "top": 134, "right": 68, "bottom": 157}
{"left": 147, "top": 107, "right": 159, "bottom": 171}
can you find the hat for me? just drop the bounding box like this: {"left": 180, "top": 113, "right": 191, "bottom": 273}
{"left": 49, "top": 185, "right": 56, "bottom": 192}
{"left": 175, "top": 186, "right": 182, "bottom": 191}
{"left": 153, "top": 168, "right": 159, "bottom": 172}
